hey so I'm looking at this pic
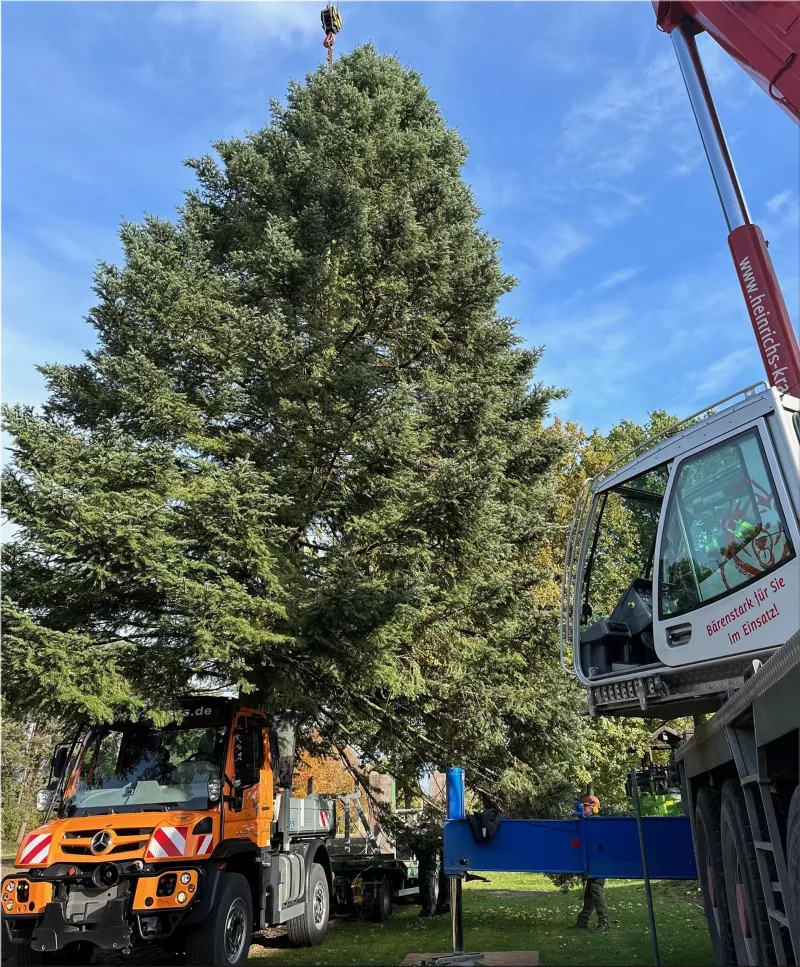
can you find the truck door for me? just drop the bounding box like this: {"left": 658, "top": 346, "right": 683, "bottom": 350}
{"left": 225, "top": 716, "right": 263, "bottom": 844}
{"left": 653, "top": 420, "right": 799, "bottom": 665}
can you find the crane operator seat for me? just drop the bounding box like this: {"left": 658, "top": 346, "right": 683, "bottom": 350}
{"left": 579, "top": 578, "right": 660, "bottom": 677}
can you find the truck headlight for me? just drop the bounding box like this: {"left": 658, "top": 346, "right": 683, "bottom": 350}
{"left": 180, "top": 872, "right": 191, "bottom": 885}
{"left": 35, "top": 789, "right": 53, "bottom": 812}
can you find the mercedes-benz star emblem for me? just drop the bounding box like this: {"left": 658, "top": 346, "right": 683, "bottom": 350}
{"left": 90, "top": 831, "right": 113, "bottom": 854}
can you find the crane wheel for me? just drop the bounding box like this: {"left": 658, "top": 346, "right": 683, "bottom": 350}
{"left": 720, "top": 780, "right": 774, "bottom": 966}
{"left": 787, "top": 786, "right": 800, "bottom": 946}
{"left": 694, "top": 785, "right": 735, "bottom": 966}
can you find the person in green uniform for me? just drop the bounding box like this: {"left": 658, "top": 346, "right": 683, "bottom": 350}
{"left": 573, "top": 787, "right": 611, "bottom": 932}
{"left": 405, "top": 806, "right": 449, "bottom": 917}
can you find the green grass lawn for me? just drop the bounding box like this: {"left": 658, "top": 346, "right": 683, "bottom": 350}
{"left": 249, "top": 874, "right": 714, "bottom": 966}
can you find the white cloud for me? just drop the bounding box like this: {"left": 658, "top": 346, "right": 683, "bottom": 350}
{"left": 1, "top": 248, "right": 97, "bottom": 410}
{"left": 765, "top": 189, "right": 794, "bottom": 216}
{"left": 559, "top": 50, "right": 687, "bottom": 179}
{"left": 154, "top": 2, "right": 320, "bottom": 47}
{"left": 467, "top": 168, "right": 527, "bottom": 215}
{"left": 589, "top": 189, "right": 645, "bottom": 228}
{"left": 596, "top": 267, "right": 641, "bottom": 291}
{"left": 526, "top": 221, "right": 590, "bottom": 271}
{"left": 684, "top": 348, "right": 754, "bottom": 399}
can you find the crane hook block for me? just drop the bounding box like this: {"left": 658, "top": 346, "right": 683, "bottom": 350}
{"left": 321, "top": 5, "right": 342, "bottom": 38}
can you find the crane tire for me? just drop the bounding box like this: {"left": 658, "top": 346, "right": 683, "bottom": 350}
{"left": 720, "top": 779, "right": 774, "bottom": 966}
{"left": 787, "top": 786, "right": 800, "bottom": 947}
{"left": 694, "top": 785, "right": 736, "bottom": 967}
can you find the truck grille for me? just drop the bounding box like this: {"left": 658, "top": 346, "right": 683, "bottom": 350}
{"left": 61, "top": 841, "right": 148, "bottom": 855}
{"left": 60, "top": 829, "right": 154, "bottom": 855}
{"left": 62, "top": 828, "right": 153, "bottom": 839}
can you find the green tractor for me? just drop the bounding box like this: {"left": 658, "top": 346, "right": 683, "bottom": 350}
{"left": 625, "top": 726, "right": 686, "bottom": 816}
{"left": 625, "top": 764, "right": 683, "bottom": 816}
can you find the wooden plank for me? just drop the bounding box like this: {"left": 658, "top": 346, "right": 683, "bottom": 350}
{"left": 400, "top": 953, "right": 538, "bottom": 966}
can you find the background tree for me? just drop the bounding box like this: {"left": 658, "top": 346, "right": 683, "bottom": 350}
{"left": 1, "top": 704, "right": 64, "bottom": 847}
{"left": 2, "top": 45, "right": 580, "bottom": 809}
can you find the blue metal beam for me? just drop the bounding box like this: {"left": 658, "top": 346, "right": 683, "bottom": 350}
{"left": 443, "top": 816, "right": 697, "bottom": 879}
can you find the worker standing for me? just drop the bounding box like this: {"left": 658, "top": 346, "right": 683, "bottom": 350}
{"left": 573, "top": 786, "right": 611, "bottom": 932}
{"left": 412, "top": 807, "right": 450, "bottom": 917}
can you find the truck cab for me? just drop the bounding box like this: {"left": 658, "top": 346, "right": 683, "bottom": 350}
{"left": 561, "top": 385, "right": 800, "bottom": 717}
{"left": 2, "top": 697, "right": 334, "bottom": 966}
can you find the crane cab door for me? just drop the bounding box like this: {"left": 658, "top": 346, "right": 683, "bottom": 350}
{"left": 653, "top": 418, "right": 798, "bottom": 666}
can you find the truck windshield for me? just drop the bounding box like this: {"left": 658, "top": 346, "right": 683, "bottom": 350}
{"left": 61, "top": 723, "right": 226, "bottom": 817}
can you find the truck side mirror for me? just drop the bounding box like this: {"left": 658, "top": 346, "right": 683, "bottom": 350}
{"left": 51, "top": 745, "right": 69, "bottom": 781}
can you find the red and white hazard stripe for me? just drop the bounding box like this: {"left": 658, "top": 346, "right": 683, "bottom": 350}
{"left": 319, "top": 810, "right": 329, "bottom": 829}
{"left": 196, "top": 834, "right": 214, "bottom": 856}
{"left": 20, "top": 832, "right": 52, "bottom": 866}
{"left": 145, "top": 826, "right": 188, "bottom": 859}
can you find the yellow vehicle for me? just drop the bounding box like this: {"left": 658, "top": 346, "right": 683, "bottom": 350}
{"left": 2, "top": 698, "right": 334, "bottom": 966}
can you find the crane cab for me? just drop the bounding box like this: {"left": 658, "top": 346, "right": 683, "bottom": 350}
{"left": 561, "top": 385, "right": 800, "bottom": 717}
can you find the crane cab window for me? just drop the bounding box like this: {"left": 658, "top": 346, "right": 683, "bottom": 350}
{"left": 658, "top": 429, "right": 794, "bottom": 619}
{"left": 579, "top": 465, "right": 669, "bottom": 677}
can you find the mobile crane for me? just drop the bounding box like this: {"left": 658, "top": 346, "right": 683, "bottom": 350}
{"left": 559, "top": 3, "right": 800, "bottom": 965}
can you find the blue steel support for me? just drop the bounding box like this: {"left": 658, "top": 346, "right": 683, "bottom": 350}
{"left": 445, "top": 768, "right": 467, "bottom": 954}
{"left": 443, "top": 816, "right": 696, "bottom": 880}
{"left": 446, "top": 767, "right": 465, "bottom": 820}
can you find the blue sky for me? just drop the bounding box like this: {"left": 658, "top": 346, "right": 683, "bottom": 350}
{"left": 3, "top": 1, "right": 798, "bottom": 433}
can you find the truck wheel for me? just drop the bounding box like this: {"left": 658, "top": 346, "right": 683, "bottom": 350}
{"left": 184, "top": 871, "right": 252, "bottom": 967}
{"left": 787, "top": 786, "right": 800, "bottom": 939}
{"left": 285, "top": 863, "right": 329, "bottom": 948}
{"left": 720, "top": 780, "right": 774, "bottom": 966}
{"left": 694, "top": 786, "right": 736, "bottom": 966}
{"left": 370, "top": 875, "right": 393, "bottom": 923}
{"left": 16, "top": 942, "right": 94, "bottom": 966}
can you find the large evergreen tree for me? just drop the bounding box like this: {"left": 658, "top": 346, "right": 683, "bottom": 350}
{"left": 3, "top": 46, "right": 579, "bottom": 804}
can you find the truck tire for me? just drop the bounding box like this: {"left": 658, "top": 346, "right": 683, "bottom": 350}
{"left": 787, "top": 786, "right": 800, "bottom": 940}
{"left": 184, "top": 871, "right": 252, "bottom": 967}
{"left": 16, "top": 941, "right": 94, "bottom": 966}
{"left": 370, "top": 875, "right": 393, "bottom": 923}
{"left": 720, "top": 779, "right": 774, "bottom": 966}
{"left": 285, "top": 862, "right": 329, "bottom": 948}
{"left": 694, "top": 785, "right": 736, "bottom": 966}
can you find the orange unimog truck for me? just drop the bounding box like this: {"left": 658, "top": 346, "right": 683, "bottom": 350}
{"left": 1, "top": 697, "right": 334, "bottom": 966}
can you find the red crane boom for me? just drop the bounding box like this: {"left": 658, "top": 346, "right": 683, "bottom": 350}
{"left": 653, "top": 1, "right": 800, "bottom": 397}
{"left": 655, "top": 1, "right": 800, "bottom": 124}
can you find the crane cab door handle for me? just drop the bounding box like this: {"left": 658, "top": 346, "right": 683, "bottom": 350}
{"left": 666, "top": 622, "right": 692, "bottom": 646}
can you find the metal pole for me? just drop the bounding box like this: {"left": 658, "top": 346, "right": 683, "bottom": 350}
{"left": 450, "top": 876, "right": 464, "bottom": 954}
{"left": 631, "top": 769, "right": 660, "bottom": 967}
{"left": 671, "top": 21, "right": 751, "bottom": 232}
